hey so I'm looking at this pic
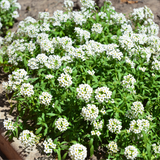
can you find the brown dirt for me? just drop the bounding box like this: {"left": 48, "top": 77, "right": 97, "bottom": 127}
{"left": 1, "top": 0, "right": 160, "bottom": 159}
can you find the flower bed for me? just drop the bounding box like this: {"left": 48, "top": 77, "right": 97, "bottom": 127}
{"left": 1, "top": 0, "right": 160, "bottom": 159}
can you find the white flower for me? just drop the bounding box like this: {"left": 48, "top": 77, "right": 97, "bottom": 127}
{"left": 3, "top": 118, "right": 16, "bottom": 131}
{"left": 63, "top": 66, "right": 72, "bottom": 74}
{"left": 55, "top": 118, "right": 69, "bottom": 132}
{"left": 39, "top": 92, "right": 52, "bottom": 106}
{"left": 0, "top": 0, "right": 10, "bottom": 10}
{"left": 12, "top": 11, "right": 19, "bottom": 19}
{"left": 45, "top": 74, "right": 54, "bottom": 79}
{"left": 95, "top": 86, "right": 112, "bottom": 103}
{"left": 92, "top": 120, "right": 103, "bottom": 130}
{"left": 139, "top": 67, "right": 146, "bottom": 72}
{"left": 57, "top": 73, "right": 72, "bottom": 88}
{"left": 152, "top": 144, "right": 160, "bottom": 154}
{"left": 64, "top": 0, "right": 74, "bottom": 11}
{"left": 38, "top": 12, "right": 50, "bottom": 19}
{"left": 124, "top": 146, "right": 138, "bottom": 160}
{"left": 20, "top": 83, "right": 34, "bottom": 97}
{"left": 125, "top": 101, "right": 144, "bottom": 119}
{"left": 77, "top": 84, "right": 93, "bottom": 102}
{"left": 43, "top": 138, "right": 56, "bottom": 154}
{"left": 81, "top": 104, "right": 99, "bottom": 122}
{"left": 107, "top": 119, "right": 122, "bottom": 134}
{"left": 87, "top": 70, "right": 95, "bottom": 76}
{"left": 107, "top": 141, "right": 119, "bottom": 153}
{"left": 19, "top": 130, "right": 38, "bottom": 148}
{"left": 91, "top": 23, "right": 103, "bottom": 34}
{"left": 69, "top": 144, "right": 87, "bottom": 160}
{"left": 72, "top": 11, "right": 86, "bottom": 26}
{"left": 75, "top": 27, "right": 90, "bottom": 42}
{"left": 122, "top": 74, "right": 136, "bottom": 93}
{"left": 129, "top": 119, "right": 150, "bottom": 134}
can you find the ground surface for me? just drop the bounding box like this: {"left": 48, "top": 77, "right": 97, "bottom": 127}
{"left": 0, "top": 0, "right": 160, "bottom": 159}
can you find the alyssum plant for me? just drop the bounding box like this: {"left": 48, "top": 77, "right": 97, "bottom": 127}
{"left": 1, "top": 0, "right": 160, "bottom": 159}
{"left": 0, "top": 0, "right": 21, "bottom": 36}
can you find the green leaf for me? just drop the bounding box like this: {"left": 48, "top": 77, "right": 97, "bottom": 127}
{"left": 55, "top": 100, "right": 59, "bottom": 107}
{"left": 112, "top": 90, "right": 116, "bottom": 99}
{"left": 56, "top": 105, "right": 62, "bottom": 113}
{"left": 96, "top": 13, "right": 99, "bottom": 22}
{"left": 27, "top": 77, "right": 39, "bottom": 83}
{"left": 61, "top": 92, "right": 67, "bottom": 100}
{"left": 89, "top": 138, "right": 93, "bottom": 147}
{"left": 42, "top": 113, "right": 45, "bottom": 121}
{"left": 70, "top": 140, "right": 77, "bottom": 144}
{"left": 0, "top": 56, "right": 3, "bottom": 63}
{"left": 62, "top": 152, "right": 68, "bottom": 160}
{"left": 56, "top": 148, "right": 61, "bottom": 160}
{"left": 106, "top": 109, "right": 113, "bottom": 112}
{"left": 90, "top": 145, "right": 94, "bottom": 157}
{"left": 44, "top": 127, "right": 48, "bottom": 136}
{"left": 35, "top": 127, "right": 42, "bottom": 134}
{"left": 147, "top": 143, "right": 151, "bottom": 159}
{"left": 15, "top": 128, "right": 18, "bottom": 138}
{"left": 46, "top": 113, "right": 57, "bottom": 117}
{"left": 117, "top": 29, "right": 121, "bottom": 36}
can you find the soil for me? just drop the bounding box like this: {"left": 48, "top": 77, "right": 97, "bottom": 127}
{"left": 0, "top": 0, "right": 160, "bottom": 159}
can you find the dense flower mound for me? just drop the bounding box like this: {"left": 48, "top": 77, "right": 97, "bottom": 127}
{"left": 1, "top": 0, "right": 160, "bottom": 159}
{"left": 0, "top": 0, "right": 21, "bottom": 36}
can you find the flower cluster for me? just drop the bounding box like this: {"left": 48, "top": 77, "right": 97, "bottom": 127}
{"left": 131, "top": 6, "right": 154, "bottom": 21}
{"left": 3, "top": 118, "right": 16, "bottom": 131}
{"left": 91, "top": 130, "right": 101, "bottom": 136}
{"left": 125, "top": 57, "right": 135, "bottom": 69}
{"left": 20, "top": 83, "right": 34, "bottom": 97}
{"left": 146, "top": 114, "right": 153, "bottom": 121}
{"left": 2, "top": 69, "right": 29, "bottom": 93}
{"left": 105, "top": 43, "right": 123, "bottom": 60}
{"left": 126, "top": 101, "right": 144, "bottom": 119}
{"left": 152, "top": 143, "right": 160, "bottom": 154}
{"left": 68, "top": 143, "right": 87, "bottom": 160}
{"left": 152, "top": 59, "right": 160, "bottom": 70}
{"left": 139, "top": 67, "right": 146, "bottom": 72}
{"left": 107, "top": 119, "right": 122, "bottom": 134}
{"left": 95, "top": 87, "right": 112, "bottom": 103}
{"left": 55, "top": 118, "right": 69, "bottom": 132}
{"left": 92, "top": 120, "right": 103, "bottom": 130}
{"left": 64, "top": 0, "right": 74, "bottom": 11}
{"left": 19, "top": 130, "right": 38, "bottom": 147}
{"left": 91, "top": 23, "right": 103, "bottom": 34}
{"left": 72, "top": 11, "right": 86, "bottom": 26}
{"left": 39, "top": 92, "right": 52, "bottom": 106}
{"left": 128, "top": 119, "right": 150, "bottom": 134}
{"left": 87, "top": 70, "right": 95, "bottom": 76}
{"left": 45, "top": 74, "right": 54, "bottom": 79}
{"left": 76, "top": 84, "right": 93, "bottom": 102}
{"left": 81, "top": 104, "right": 99, "bottom": 122}
{"left": 122, "top": 74, "right": 136, "bottom": 93}
{"left": 110, "top": 12, "right": 127, "bottom": 25}
{"left": 63, "top": 66, "right": 72, "bottom": 74}
{"left": 57, "top": 73, "right": 72, "bottom": 88}
{"left": 124, "top": 145, "right": 138, "bottom": 160}
{"left": 107, "top": 141, "right": 119, "bottom": 153}
{"left": 43, "top": 138, "right": 56, "bottom": 154}
{"left": 0, "top": 0, "right": 10, "bottom": 10}
{"left": 75, "top": 27, "right": 90, "bottom": 42}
